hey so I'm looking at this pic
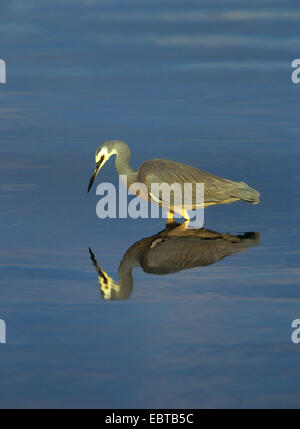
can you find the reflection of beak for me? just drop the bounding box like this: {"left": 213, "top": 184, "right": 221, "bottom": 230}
{"left": 87, "top": 156, "right": 104, "bottom": 193}
{"left": 88, "top": 247, "right": 121, "bottom": 300}
{"left": 88, "top": 247, "right": 106, "bottom": 281}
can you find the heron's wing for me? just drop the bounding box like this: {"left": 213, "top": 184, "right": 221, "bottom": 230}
{"left": 139, "top": 159, "right": 259, "bottom": 205}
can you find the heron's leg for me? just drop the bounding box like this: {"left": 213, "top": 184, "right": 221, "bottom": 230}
{"left": 171, "top": 209, "right": 190, "bottom": 230}
{"left": 181, "top": 209, "right": 190, "bottom": 222}
{"left": 166, "top": 210, "right": 174, "bottom": 224}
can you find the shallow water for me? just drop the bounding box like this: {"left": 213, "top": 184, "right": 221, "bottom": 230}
{"left": 0, "top": 0, "right": 300, "bottom": 408}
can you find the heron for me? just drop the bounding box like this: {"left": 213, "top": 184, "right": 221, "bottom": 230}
{"left": 89, "top": 223, "right": 260, "bottom": 300}
{"left": 88, "top": 140, "right": 260, "bottom": 223}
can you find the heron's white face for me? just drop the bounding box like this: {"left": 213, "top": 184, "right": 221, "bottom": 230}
{"left": 95, "top": 145, "right": 116, "bottom": 165}
{"left": 88, "top": 144, "right": 117, "bottom": 192}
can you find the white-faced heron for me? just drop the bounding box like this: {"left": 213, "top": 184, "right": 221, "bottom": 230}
{"left": 88, "top": 140, "right": 260, "bottom": 222}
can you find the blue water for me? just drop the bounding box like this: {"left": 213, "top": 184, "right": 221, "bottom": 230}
{"left": 0, "top": 0, "right": 300, "bottom": 408}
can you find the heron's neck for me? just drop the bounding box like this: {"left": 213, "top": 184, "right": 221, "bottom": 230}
{"left": 115, "top": 142, "right": 138, "bottom": 187}
{"left": 116, "top": 247, "right": 140, "bottom": 298}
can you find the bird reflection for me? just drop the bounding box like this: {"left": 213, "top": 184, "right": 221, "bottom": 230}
{"left": 89, "top": 223, "right": 260, "bottom": 301}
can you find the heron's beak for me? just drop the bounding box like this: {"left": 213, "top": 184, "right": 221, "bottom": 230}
{"left": 87, "top": 156, "right": 104, "bottom": 193}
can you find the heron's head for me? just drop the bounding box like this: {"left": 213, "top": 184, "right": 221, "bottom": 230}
{"left": 87, "top": 141, "right": 117, "bottom": 192}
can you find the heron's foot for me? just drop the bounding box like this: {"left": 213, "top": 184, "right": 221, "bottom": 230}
{"left": 166, "top": 211, "right": 175, "bottom": 224}
{"left": 166, "top": 219, "right": 175, "bottom": 225}
{"left": 171, "top": 210, "right": 190, "bottom": 230}
{"left": 181, "top": 209, "right": 190, "bottom": 222}
{"left": 172, "top": 219, "right": 190, "bottom": 231}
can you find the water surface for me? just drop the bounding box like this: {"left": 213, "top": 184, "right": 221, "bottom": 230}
{"left": 0, "top": 0, "right": 300, "bottom": 408}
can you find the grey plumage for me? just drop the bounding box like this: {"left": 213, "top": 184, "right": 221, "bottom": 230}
{"left": 139, "top": 158, "right": 260, "bottom": 206}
